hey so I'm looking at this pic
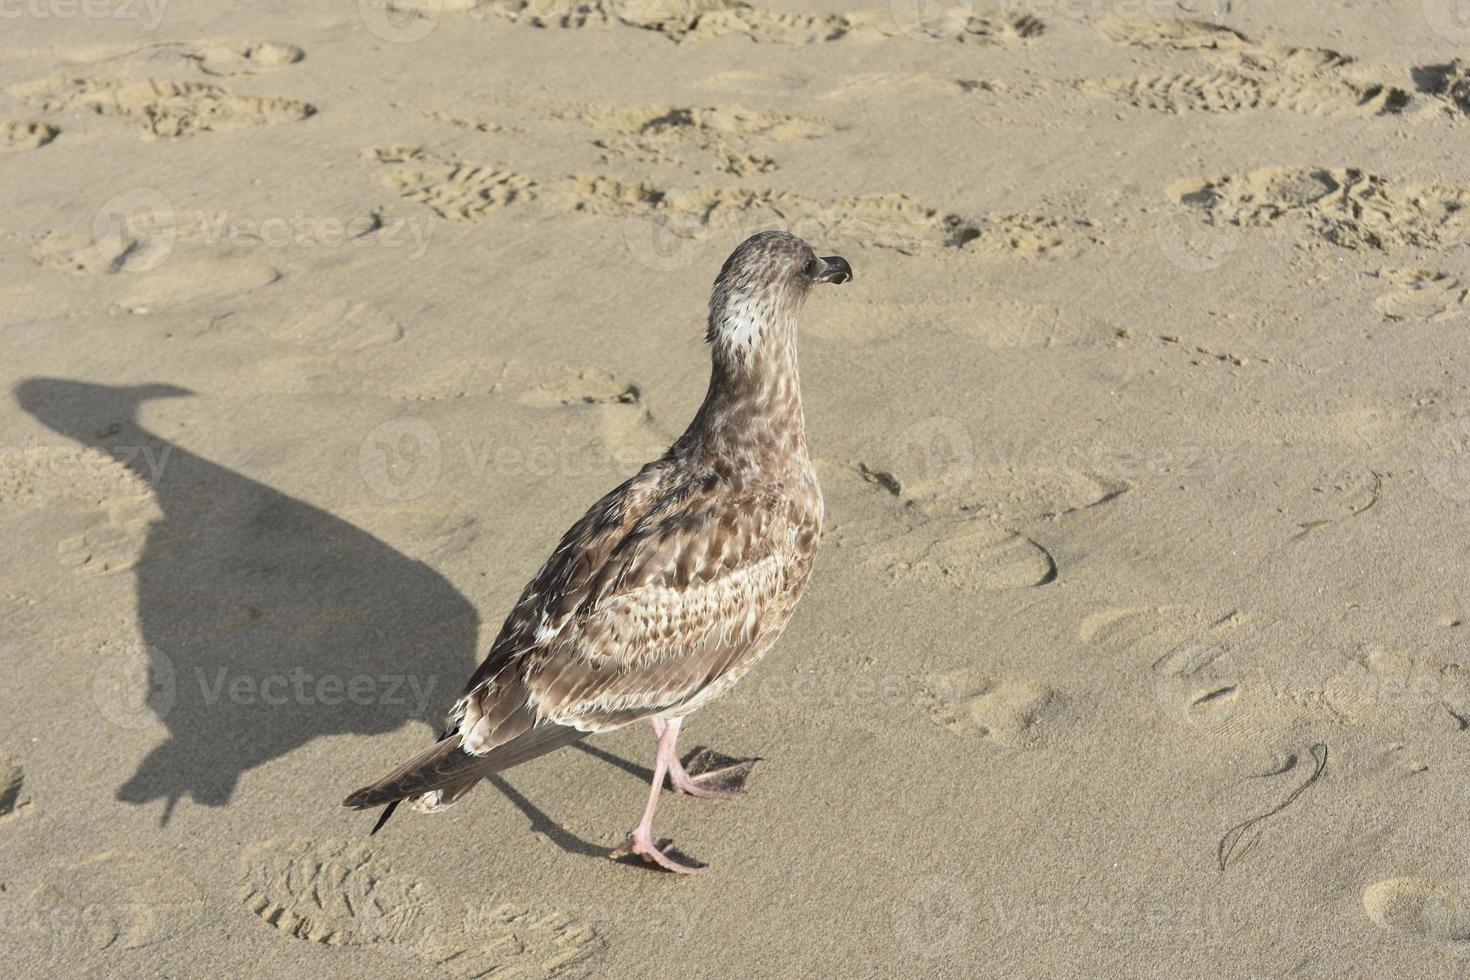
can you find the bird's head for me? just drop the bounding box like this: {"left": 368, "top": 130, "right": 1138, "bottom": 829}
{"left": 15, "top": 378, "right": 193, "bottom": 443}
{"left": 706, "top": 231, "right": 851, "bottom": 363}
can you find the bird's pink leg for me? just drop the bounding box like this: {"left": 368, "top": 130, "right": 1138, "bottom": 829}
{"left": 611, "top": 717, "right": 707, "bottom": 873}
{"left": 656, "top": 717, "right": 759, "bottom": 799}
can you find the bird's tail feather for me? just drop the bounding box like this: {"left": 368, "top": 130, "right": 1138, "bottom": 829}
{"left": 342, "top": 724, "right": 587, "bottom": 817}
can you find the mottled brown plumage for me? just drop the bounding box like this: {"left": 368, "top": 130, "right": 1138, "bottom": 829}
{"left": 344, "top": 231, "right": 851, "bottom": 871}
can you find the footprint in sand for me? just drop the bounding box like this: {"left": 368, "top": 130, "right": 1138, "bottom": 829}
{"left": 1374, "top": 269, "right": 1469, "bottom": 322}
{"left": 57, "top": 499, "right": 155, "bottom": 576}
{"left": 1320, "top": 646, "right": 1470, "bottom": 735}
{"left": 1078, "top": 605, "right": 1213, "bottom": 653}
{"left": 521, "top": 367, "right": 640, "bottom": 408}
{"left": 831, "top": 481, "right": 1058, "bottom": 591}
{"left": 881, "top": 524, "right": 1056, "bottom": 591}
{"left": 920, "top": 669, "right": 1062, "bottom": 749}
{"left": 1167, "top": 166, "right": 1470, "bottom": 253}
{"left": 0, "top": 755, "right": 29, "bottom": 820}
{"left": 32, "top": 230, "right": 283, "bottom": 310}
{"left": 1290, "top": 465, "right": 1383, "bottom": 536}
{"left": 272, "top": 298, "right": 405, "bottom": 354}
{"left": 549, "top": 174, "right": 985, "bottom": 252}
{"left": 1089, "top": 19, "right": 1414, "bottom": 117}
{"left": 46, "top": 38, "right": 304, "bottom": 76}
{"left": 1363, "top": 877, "right": 1470, "bottom": 942}
{"left": 369, "top": 143, "right": 983, "bottom": 251}
{"left": 1081, "top": 70, "right": 1411, "bottom": 118}
{"left": 33, "top": 198, "right": 285, "bottom": 300}
{"left": 341, "top": 508, "right": 481, "bottom": 565}
{"left": 121, "top": 254, "right": 283, "bottom": 310}
{"left": 368, "top": 143, "right": 1095, "bottom": 256}
{"left": 0, "top": 439, "right": 160, "bottom": 508}
{"left": 1082, "top": 607, "right": 1265, "bottom": 735}
{"left": 386, "top": 0, "right": 1038, "bottom": 45}
{"left": 371, "top": 146, "right": 539, "bottom": 222}
{"left": 451, "top": 905, "right": 608, "bottom": 979}
{"left": 548, "top": 102, "right": 837, "bottom": 176}
{"left": 516, "top": 367, "right": 668, "bottom": 476}
{"left": 668, "top": 5, "right": 1043, "bottom": 46}
{"left": 1415, "top": 60, "right": 1470, "bottom": 115}
{"left": 1152, "top": 641, "right": 1245, "bottom": 730}
{"left": 239, "top": 839, "right": 605, "bottom": 977}
{"left": 239, "top": 838, "right": 435, "bottom": 947}
{"left": 16, "top": 76, "right": 316, "bottom": 138}
{"left": 1094, "top": 16, "right": 1248, "bottom": 50}
{"left": 706, "top": 68, "right": 811, "bottom": 93}
{"left": 850, "top": 434, "right": 1121, "bottom": 521}
{"left": 440, "top": 0, "right": 618, "bottom": 30}
{"left": 22, "top": 852, "right": 204, "bottom": 968}
{"left": 32, "top": 229, "right": 166, "bottom": 277}
{"left": 2, "top": 120, "right": 59, "bottom": 152}
{"left": 185, "top": 40, "right": 305, "bottom": 76}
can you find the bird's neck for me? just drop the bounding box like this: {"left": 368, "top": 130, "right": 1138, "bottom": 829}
{"left": 681, "top": 317, "right": 808, "bottom": 473}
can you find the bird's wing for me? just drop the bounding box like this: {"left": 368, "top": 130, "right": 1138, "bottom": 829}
{"left": 452, "top": 464, "right": 803, "bottom": 750}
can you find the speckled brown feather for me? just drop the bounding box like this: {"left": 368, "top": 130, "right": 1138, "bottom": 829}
{"left": 345, "top": 231, "right": 831, "bottom": 815}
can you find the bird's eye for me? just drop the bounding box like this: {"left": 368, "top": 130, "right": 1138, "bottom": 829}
{"left": 802, "top": 257, "right": 817, "bottom": 278}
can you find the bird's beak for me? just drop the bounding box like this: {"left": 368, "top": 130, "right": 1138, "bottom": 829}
{"left": 813, "top": 255, "right": 852, "bottom": 285}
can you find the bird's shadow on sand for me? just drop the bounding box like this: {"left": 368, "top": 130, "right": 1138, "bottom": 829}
{"left": 16, "top": 378, "right": 613, "bottom": 840}
{"left": 575, "top": 741, "right": 655, "bottom": 783}
{"left": 487, "top": 774, "right": 609, "bottom": 858}
{"left": 496, "top": 744, "right": 728, "bottom": 862}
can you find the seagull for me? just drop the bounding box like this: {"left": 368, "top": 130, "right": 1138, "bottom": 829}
{"left": 344, "top": 231, "right": 851, "bottom": 872}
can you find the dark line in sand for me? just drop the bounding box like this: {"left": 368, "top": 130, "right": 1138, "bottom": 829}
{"left": 1293, "top": 470, "right": 1382, "bottom": 540}
{"left": 1217, "top": 742, "right": 1327, "bottom": 872}
{"left": 1023, "top": 535, "right": 1058, "bottom": 586}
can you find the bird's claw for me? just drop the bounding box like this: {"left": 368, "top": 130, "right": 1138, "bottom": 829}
{"left": 611, "top": 833, "right": 708, "bottom": 874}
{"left": 670, "top": 749, "right": 758, "bottom": 798}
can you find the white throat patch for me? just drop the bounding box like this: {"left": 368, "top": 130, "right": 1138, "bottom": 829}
{"left": 716, "top": 287, "right": 763, "bottom": 353}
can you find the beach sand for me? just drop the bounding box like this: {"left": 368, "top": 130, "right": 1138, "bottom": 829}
{"left": 2, "top": 0, "right": 1470, "bottom": 975}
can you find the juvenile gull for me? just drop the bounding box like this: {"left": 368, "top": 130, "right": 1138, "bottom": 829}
{"left": 344, "top": 230, "right": 851, "bottom": 873}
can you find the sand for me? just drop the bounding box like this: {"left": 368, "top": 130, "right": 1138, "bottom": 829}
{"left": 1, "top": 0, "right": 1469, "bottom": 975}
